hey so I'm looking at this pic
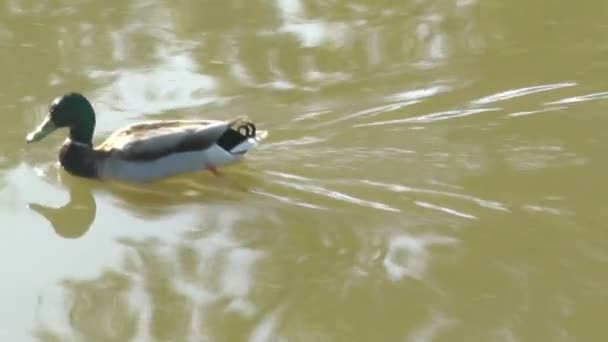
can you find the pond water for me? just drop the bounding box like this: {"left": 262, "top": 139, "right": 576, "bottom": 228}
{"left": 1, "top": 0, "right": 607, "bottom": 341}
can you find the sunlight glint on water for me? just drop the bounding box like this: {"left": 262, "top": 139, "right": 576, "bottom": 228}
{"left": 0, "top": 0, "right": 606, "bottom": 340}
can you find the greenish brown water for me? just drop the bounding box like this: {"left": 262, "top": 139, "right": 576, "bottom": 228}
{"left": 2, "top": 0, "right": 608, "bottom": 341}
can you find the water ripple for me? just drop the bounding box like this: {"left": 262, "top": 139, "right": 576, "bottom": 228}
{"left": 387, "top": 84, "right": 451, "bottom": 102}
{"left": 508, "top": 106, "right": 566, "bottom": 117}
{"left": 523, "top": 205, "right": 572, "bottom": 216}
{"left": 263, "top": 136, "right": 326, "bottom": 149}
{"left": 361, "top": 180, "right": 509, "bottom": 212}
{"left": 354, "top": 107, "right": 500, "bottom": 127}
{"left": 328, "top": 100, "right": 421, "bottom": 125}
{"left": 265, "top": 171, "right": 314, "bottom": 182}
{"left": 546, "top": 91, "right": 608, "bottom": 105}
{"left": 316, "top": 84, "right": 450, "bottom": 127}
{"left": 471, "top": 82, "right": 576, "bottom": 105}
{"left": 252, "top": 190, "right": 326, "bottom": 210}
{"left": 293, "top": 109, "right": 332, "bottom": 122}
{"left": 274, "top": 180, "right": 400, "bottom": 212}
{"left": 415, "top": 201, "right": 477, "bottom": 219}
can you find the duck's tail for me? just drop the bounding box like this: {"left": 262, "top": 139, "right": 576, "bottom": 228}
{"left": 216, "top": 116, "right": 268, "bottom": 154}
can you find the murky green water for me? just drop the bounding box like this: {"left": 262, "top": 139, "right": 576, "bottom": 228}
{"left": 2, "top": 1, "right": 607, "bottom": 341}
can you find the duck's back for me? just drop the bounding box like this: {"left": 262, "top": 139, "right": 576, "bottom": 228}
{"left": 96, "top": 120, "right": 228, "bottom": 159}
{"left": 93, "top": 118, "right": 264, "bottom": 182}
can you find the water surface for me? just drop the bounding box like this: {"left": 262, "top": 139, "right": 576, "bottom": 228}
{"left": 1, "top": 0, "right": 607, "bottom": 341}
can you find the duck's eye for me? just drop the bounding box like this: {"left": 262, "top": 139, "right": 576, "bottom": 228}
{"left": 49, "top": 96, "right": 63, "bottom": 113}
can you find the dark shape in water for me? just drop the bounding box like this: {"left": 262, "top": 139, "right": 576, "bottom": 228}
{"left": 29, "top": 178, "right": 96, "bottom": 239}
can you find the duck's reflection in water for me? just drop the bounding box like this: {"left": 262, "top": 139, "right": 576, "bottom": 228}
{"left": 107, "top": 165, "right": 259, "bottom": 209}
{"left": 28, "top": 174, "right": 97, "bottom": 239}
{"left": 28, "top": 165, "right": 262, "bottom": 239}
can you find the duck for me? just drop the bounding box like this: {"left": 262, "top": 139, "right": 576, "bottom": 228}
{"left": 26, "top": 92, "right": 267, "bottom": 183}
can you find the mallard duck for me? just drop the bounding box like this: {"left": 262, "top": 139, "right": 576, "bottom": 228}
{"left": 26, "top": 92, "right": 267, "bottom": 182}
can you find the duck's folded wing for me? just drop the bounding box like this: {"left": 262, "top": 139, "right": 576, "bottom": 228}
{"left": 98, "top": 120, "right": 231, "bottom": 161}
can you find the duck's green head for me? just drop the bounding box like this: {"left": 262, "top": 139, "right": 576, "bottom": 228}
{"left": 26, "top": 92, "right": 96, "bottom": 145}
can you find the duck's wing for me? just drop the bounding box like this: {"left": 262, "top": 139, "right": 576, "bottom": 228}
{"left": 96, "top": 119, "right": 246, "bottom": 161}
